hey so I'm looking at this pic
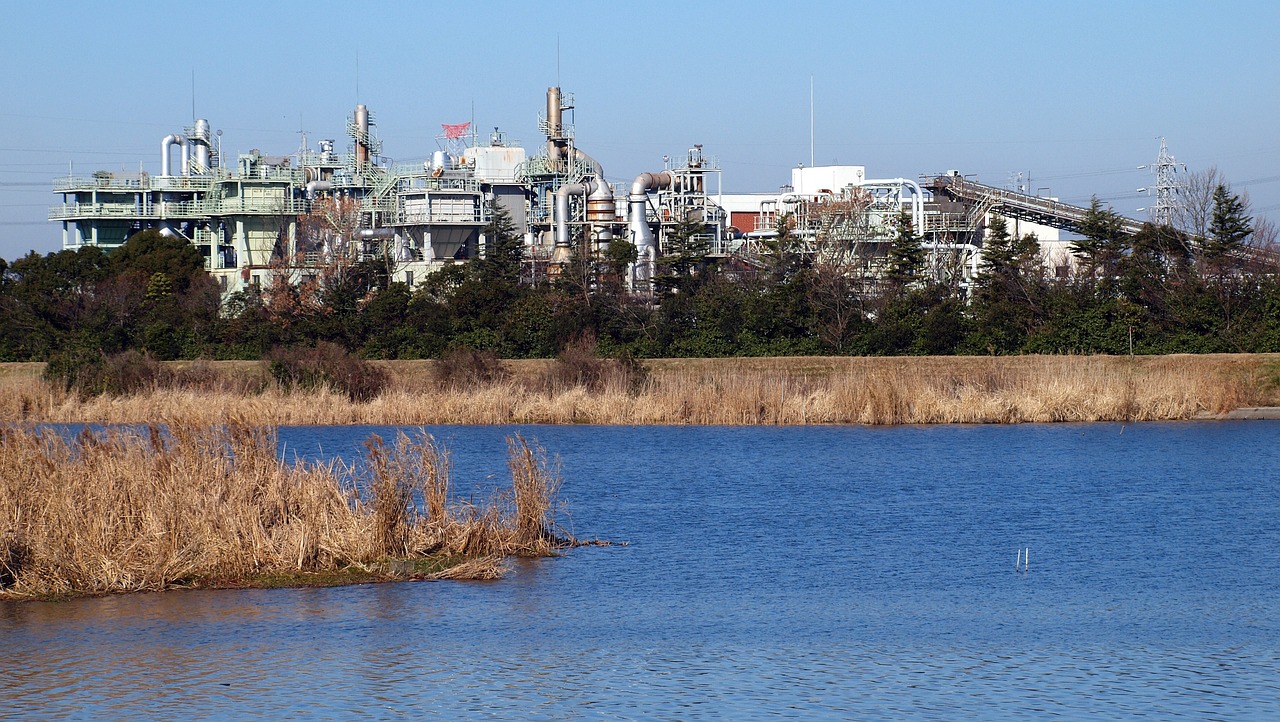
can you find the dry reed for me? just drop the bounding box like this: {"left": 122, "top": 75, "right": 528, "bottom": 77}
{"left": 0, "top": 354, "right": 1276, "bottom": 427}
{"left": 0, "top": 423, "right": 571, "bottom": 600}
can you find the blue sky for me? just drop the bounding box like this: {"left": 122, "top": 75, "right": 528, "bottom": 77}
{"left": 3, "top": 1, "right": 1278, "bottom": 261}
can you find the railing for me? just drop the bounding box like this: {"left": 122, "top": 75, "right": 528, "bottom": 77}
{"left": 50, "top": 204, "right": 152, "bottom": 219}
{"left": 397, "top": 176, "right": 482, "bottom": 193}
{"left": 346, "top": 118, "right": 383, "bottom": 156}
{"left": 51, "top": 198, "right": 309, "bottom": 219}
{"left": 53, "top": 175, "right": 218, "bottom": 192}
{"left": 239, "top": 166, "right": 303, "bottom": 183}
{"left": 210, "top": 198, "right": 309, "bottom": 215}
{"left": 921, "top": 211, "right": 975, "bottom": 235}
{"left": 297, "top": 151, "right": 350, "bottom": 167}
{"left": 53, "top": 176, "right": 147, "bottom": 191}
{"left": 192, "top": 227, "right": 221, "bottom": 245}
{"left": 704, "top": 233, "right": 741, "bottom": 257}
{"left": 151, "top": 175, "right": 215, "bottom": 191}
{"left": 394, "top": 210, "right": 485, "bottom": 225}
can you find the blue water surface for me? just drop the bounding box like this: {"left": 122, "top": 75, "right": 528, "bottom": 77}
{"left": 3, "top": 421, "right": 1279, "bottom": 719}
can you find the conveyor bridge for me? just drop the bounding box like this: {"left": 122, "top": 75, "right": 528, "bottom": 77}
{"left": 927, "top": 175, "right": 1145, "bottom": 236}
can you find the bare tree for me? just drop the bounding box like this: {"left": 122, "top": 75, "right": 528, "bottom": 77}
{"left": 297, "top": 196, "right": 363, "bottom": 287}
{"left": 1175, "top": 166, "right": 1224, "bottom": 240}
{"left": 805, "top": 192, "right": 875, "bottom": 349}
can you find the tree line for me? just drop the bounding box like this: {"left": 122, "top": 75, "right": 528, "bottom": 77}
{"left": 3, "top": 182, "right": 1278, "bottom": 364}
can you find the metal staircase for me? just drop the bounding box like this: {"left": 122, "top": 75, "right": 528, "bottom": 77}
{"left": 346, "top": 113, "right": 383, "bottom": 159}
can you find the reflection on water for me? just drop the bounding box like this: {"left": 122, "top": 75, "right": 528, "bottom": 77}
{"left": 4, "top": 422, "right": 1280, "bottom": 719}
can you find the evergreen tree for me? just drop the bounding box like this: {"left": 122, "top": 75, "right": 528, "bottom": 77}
{"left": 978, "top": 214, "right": 1015, "bottom": 281}
{"left": 653, "top": 217, "right": 709, "bottom": 298}
{"left": 478, "top": 198, "right": 524, "bottom": 286}
{"left": 602, "top": 238, "right": 638, "bottom": 294}
{"left": 969, "top": 215, "right": 1044, "bottom": 353}
{"left": 885, "top": 211, "right": 925, "bottom": 288}
{"left": 1071, "top": 197, "right": 1129, "bottom": 281}
{"left": 1199, "top": 184, "right": 1254, "bottom": 341}
{"left": 110, "top": 229, "right": 208, "bottom": 294}
{"left": 1202, "top": 184, "right": 1252, "bottom": 270}
{"left": 757, "top": 212, "right": 808, "bottom": 283}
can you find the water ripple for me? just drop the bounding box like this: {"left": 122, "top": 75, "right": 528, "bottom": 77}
{"left": 4, "top": 422, "right": 1280, "bottom": 719}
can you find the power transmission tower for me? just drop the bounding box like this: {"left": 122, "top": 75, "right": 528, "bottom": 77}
{"left": 1150, "top": 137, "right": 1185, "bottom": 227}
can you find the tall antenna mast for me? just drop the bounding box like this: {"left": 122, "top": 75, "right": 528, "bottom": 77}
{"left": 809, "top": 75, "right": 814, "bottom": 168}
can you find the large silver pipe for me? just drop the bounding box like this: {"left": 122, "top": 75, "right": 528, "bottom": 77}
{"left": 305, "top": 180, "right": 332, "bottom": 198}
{"left": 627, "top": 171, "right": 673, "bottom": 261}
{"left": 570, "top": 147, "right": 603, "bottom": 178}
{"left": 555, "top": 180, "right": 593, "bottom": 248}
{"left": 863, "top": 177, "right": 926, "bottom": 234}
{"left": 160, "top": 134, "right": 189, "bottom": 177}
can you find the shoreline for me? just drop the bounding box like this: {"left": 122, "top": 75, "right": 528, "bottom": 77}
{"left": 0, "top": 555, "right": 503, "bottom": 603}
{"left": 2, "top": 354, "right": 1278, "bottom": 427}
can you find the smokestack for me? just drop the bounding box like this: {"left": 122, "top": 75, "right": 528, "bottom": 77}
{"left": 355, "top": 104, "right": 370, "bottom": 168}
{"left": 546, "top": 87, "right": 565, "bottom": 164}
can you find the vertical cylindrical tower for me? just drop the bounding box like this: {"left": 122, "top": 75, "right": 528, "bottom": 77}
{"left": 546, "top": 87, "right": 565, "bottom": 164}
{"left": 192, "top": 118, "right": 211, "bottom": 172}
{"left": 355, "top": 104, "right": 370, "bottom": 168}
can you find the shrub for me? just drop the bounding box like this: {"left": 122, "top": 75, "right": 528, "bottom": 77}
{"left": 542, "top": 334, "right": 649, "bottom": 393}
{"left": 43, "top": 345, "right": 106, "bottom": 397}
{"left": 173, "top": 359, "right": 269, "bottom": 395}
{"left": 101, "top": 350, "right": 176, "bottom": 395}
{"left": 266, "top": 342, "right": 388, "bottom": 402}
{"left": 44, "top": 348, "right": 174, "bottom": 398}
{"left": 434, "top": 346, "right": 508, "bottom": 390}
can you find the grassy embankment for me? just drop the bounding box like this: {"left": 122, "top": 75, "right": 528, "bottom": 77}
{"left": 2, "top": 354, "right": 1278, "bottom": 426}
{"left": 0, "top": 423, "right": 573, "bottom": 601}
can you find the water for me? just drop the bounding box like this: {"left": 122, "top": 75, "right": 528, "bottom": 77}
{"left": 4, "top": 422, "right": 1279, "bottom": 719}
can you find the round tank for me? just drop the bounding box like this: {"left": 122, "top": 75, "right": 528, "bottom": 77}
{"left": 587, "top": 199, "right": 615, "bottom": 222}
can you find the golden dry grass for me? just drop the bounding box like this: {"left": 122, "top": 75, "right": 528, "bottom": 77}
{"left": 0, "top": 355, "right": 1276, "bottom": 426}
{"left": 0, "top": 423, "right": 568, "bottom": 600}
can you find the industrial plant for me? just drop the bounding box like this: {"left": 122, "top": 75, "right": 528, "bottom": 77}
{"left": 50, "top": 87, "right": 1130, "bottom": 298}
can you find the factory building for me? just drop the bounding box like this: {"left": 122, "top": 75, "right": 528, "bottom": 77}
{"left": 50, "top": 87, "right": 1125, "bottom": 300}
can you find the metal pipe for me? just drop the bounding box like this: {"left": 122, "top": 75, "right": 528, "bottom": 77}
{"left": 555, "top": 180, "right": 592, "bottom": 248}
{"left": 160, "top": 134, "right": 189, "bottom": 177}
{"left": 863, "top": 177, "right": 926, "bottom": 234}
{"left": 305, "top": 180, "right": 332, "bottom": 198}
{"left": 627, "top": 171, "right": 673, "bottom": 262}
{"left": 570, "top": 147, "right": 602, "bottom": 178}
{"left": 359, "top": 228, "right": 395, "bottom": 239}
